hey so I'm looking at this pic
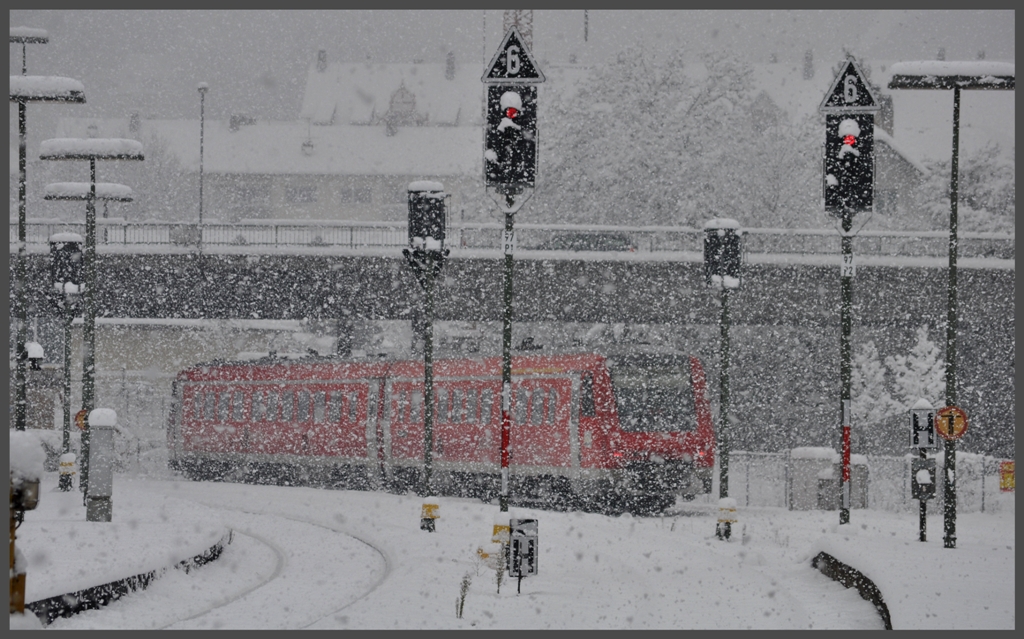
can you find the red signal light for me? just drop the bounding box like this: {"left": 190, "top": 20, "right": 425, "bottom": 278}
{"left": 505, "top": 107, "right": 519, "bottom": 119}
{"left": 843, "top": 134, "right": 857, "bottom": 146}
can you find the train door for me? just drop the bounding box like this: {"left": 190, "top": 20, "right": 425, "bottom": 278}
{"left": 509, "top": 376, "right": 577, "bottom": 471}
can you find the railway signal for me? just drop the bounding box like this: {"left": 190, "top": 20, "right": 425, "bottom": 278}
{"left": 482, "top": 26, "right": 544, "bottom": 514}
{"left": 818, "top": 59, "right": 879, "bottom": 527}
{"left": 909, "top": 399, "right": 937, "bottom": 542}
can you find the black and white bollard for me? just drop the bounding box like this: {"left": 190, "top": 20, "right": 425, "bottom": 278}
{"left": 86, "top": 408, "right": 116, "bottom": 522}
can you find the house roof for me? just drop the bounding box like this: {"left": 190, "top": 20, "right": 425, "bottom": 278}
{"left": 53, "top": 117, "right": 482, "bottom": 177}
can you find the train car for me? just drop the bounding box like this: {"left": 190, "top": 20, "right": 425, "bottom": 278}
{"left": 167, "top": 349, "right": 715, "bottom": 514}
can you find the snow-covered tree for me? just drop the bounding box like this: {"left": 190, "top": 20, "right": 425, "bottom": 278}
{"left": 885, "top": 325, "right": 945, "bottom": 410}
{"left": 851, "top": 340, "right": 898, "bottom": 428}
{"left": 913, "top": 142, "right": 1015, "bottom": 233}
{"left": 534, "top": 47, "right": 819, "bottom": 228}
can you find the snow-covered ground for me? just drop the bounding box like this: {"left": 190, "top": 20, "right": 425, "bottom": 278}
{"left": 13, "top": 467, "right": 1014, "bottom": 630}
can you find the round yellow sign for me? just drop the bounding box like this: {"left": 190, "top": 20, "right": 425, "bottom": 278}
{"left": 935, "top": 405, "right": 968, "bottom": 441}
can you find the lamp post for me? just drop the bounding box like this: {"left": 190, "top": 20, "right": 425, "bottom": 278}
{"left": 888, "top": 61, "right": 1014, "bottom": 549}
{"left": 9, "top": 43, "right": 85, "bottom": 431}
{"left": 197, "top": 82, "right": 208, "bottom": 251}
{"left": 44, "top": 183, "right": 133, "bottom": 491}
{"left": 403, "top": 181, "right": 449, "bottom": 511}
{"left": 703, "top": 218, "right": 742, "bottom": 540}
{"left": 40, "top": 139, "right": 143, "bottom": 499}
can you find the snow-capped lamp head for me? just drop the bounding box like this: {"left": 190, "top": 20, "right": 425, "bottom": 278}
{"left": 702, "top": 218, "right": 742, "bottom": 291}
{"left": 499, "top": 91, "right": 523, "bottom": 119}
{"left": 909, "top": 398, "right": 937, "bottom": 450}
{"left": 25, "top": 341, "right": 44, "bottom": 370}
{"left": 406, "top": 181, "right": 448, "bottom": 252}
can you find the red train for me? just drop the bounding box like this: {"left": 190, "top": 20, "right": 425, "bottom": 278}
{"left": 167, "top": 349, "right": 715, "bottom": 514}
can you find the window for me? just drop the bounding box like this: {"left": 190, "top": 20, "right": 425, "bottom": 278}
{"left": 466, "top": 389, "right": 478, "bottom": 423}
{"left": 253, "top": 392, "right": 267, "bottom": 422}
{"left": 265, "top": 392, "right": 278, "bottom": 421}
{"left": 313, "top": 391, "right": 326, "bottom": 422}
{"left": 217, "top": 391, "right": 231, "bottom": 422}
{"left": 327, "top": 391, "right": 343, "bottom": 422}
{"left": 547, "top": 389, "right": 560, "bottom": 423}
{"left": 409, "top": 391, "right": 423, "bottom": 424}
{"left": 451, "top": 389, "right": 465, "bottom": 423}
{"left": 280, "top": 390, "right": 293, "bottom": 421}
{"left": 531, "top": 390, "right": 545, "bottom": 425}
{"left": 204, "top": 391, "right": 216, "bottom": 422}
{"left": 192, "top": 390, "right": 204, "bottom": 421}
{"left": 580, "top": 372, "right": 596, "bottom": 417}
{"left": 286, "top": 185, "right": 317, "bottom": 203}
{"left": 480, "top": 389, "right": 493, "bottom": 423}
{"left": 435, "top": 388, "right": 449, "bottom": 423}
{"left": 514, "top": 388, "right": 529, "bottom": 424}
{"left": 349, "top": 392, "right": 361, "bottom": 423}
{"left": 296, "top": 390, "right": 311, "bottom": 422}
{"left": 231, "top": 391, "right": 245, "bottom": 421}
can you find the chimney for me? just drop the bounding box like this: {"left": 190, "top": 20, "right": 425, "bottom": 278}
{"left": 317, "top": 49, "right": 328, "bottom": 72}
{"left": 445, "top": 51, "right": 455, "bottom": 80}
{"left": 803, "top": 49, "right": 814, "bottom": 80}
{"left": 878, "top": 94, "right": 894, "bottom": 136}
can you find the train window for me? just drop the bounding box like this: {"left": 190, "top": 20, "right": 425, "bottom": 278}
{"left": 313, "top": 391, "right": 326, "bottom": 422}
{"left": 296, "top": 390, "right": 311, "bottom": 422}
{"left": 610, "top": 363, "right": 694, "bottom": 432}
{"left": 580, "top": 372, "right": 596, "bottom": 417}
{"left": 350, "top": 392, "right": 362, "bottom": 423}
{"left": 252, "top": 392, "right": 266, "bottom": 421}
{"left": 451, "top": 389, "right": 465, "bottom": 423}
{"left": 231, "top": 391, "right": 245, "bottom": 421}
{"left": 409, "top": 391, "right": 422, "bottom": 423}
{"left": 548, "top": 389, "right": 560, "bottom": 423}
{"left": 514, "top": 388, "right": 528, "bottom": 424}
{"left": 466, "top": 389, "right": 478, "bottom": 423}
{"left": 480, "top": 388, "right": 494, "bottom": 423}
{"left": 192, "top": 390, "right": 204, "bottom": 421}
{"left": 204, "top": 391, "right": 216, "bottom": 422}
{"left": 280, "top": 391, "right": 294, "bottom": 421}
{"left": 216, "top": 392, "right": 230, "bottom": 422}
{"left": 531, "top": 389, "right": 545, "bottom": 425}
{"left": 265, "top": 392, "right": 278, "bottom": 421}
{"left": 435, "top": 388, "right": 449, "bottom": 423}
{"left": 327, "top": 391, "right": 342, "bottom": 422}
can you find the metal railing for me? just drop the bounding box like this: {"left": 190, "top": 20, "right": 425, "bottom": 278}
{"left": 10, "top": 218, "right": 1014, "bottom": 259}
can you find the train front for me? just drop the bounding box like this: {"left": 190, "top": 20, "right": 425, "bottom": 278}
{"left": 603, "top": 352, "right": 715, "bottom": 510}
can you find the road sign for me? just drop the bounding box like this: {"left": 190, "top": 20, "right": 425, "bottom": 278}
{"left": 75, "top": 409, "right": 88, "bottom": 430}
{"left": 482, "top": 26, "right": 545, "bottom": 84}
{"left": 934, "top": 405, "right": 968, "bottom": 441}
{"left": 819, "top": 60, "right": 880, "bottom": 113}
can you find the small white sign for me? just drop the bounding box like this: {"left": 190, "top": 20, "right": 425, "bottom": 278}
{"left": 841, "top": 253, "right": 856, "bottom": 278}
{"left": 503, "top": 230, "right": 517, "bottom": 255}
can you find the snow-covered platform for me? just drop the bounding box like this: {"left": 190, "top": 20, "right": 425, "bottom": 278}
{"left": 16, "top": 473, "right": 229, "bottom": 626}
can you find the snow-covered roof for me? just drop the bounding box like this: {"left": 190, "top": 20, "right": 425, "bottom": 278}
{"left": 888, "top": 61, "right": 1014, "bottom": 78}
{"left": 54, "top": 117, "right": 480, "bottom": 177}
{"left": 44, "top": 182, "right": 135, "bottom": 201}
{"left": 39, "top": 138, "right": 144, "bottom": 160}
{"left": 49, "top": 232, "right": 84, "bottom": 243}
{"left": 10, "top": 26, "right": 49, "bottom": 42}
{"left": 408, "top": 180, "right": 444, "bottom": 192}
{"left": 89, "top": 408, "right": 118, "bottom": 426}
{"left": 9, "top": 75, "right": 85, "bottom": 102}
{"left": 873, "top": 126, "right": 929, "bottom": 175}
{"left": 300, "top": 61, "right": 484, "bottom": 127}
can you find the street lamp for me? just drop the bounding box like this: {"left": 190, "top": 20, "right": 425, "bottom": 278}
{"left": 198, "top": 82, "right": 209, "bottom": 250}
{"left": 9, "top": 47, "right": 86, "bottom": 432}
{"left": 888, "top": 60, "right": 1014, "bottom": 549}
{"left": 40, "top": 138, "right": 143, "bottom": 499}
{"left": 703, "top": 218, "right": 742, "bottom": 541}
{"left": 403, "top": 181, "right": 450, "bottom": 518}
{"left": 44, "top": 183, "right": 133, "bottom": 491}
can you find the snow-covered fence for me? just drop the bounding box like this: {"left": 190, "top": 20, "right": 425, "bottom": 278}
{"left": 731, "top": 450, "right": 1011, "bottom": 514}
{"left": 12, "top": 219, "right": 1013, "bottom": 259}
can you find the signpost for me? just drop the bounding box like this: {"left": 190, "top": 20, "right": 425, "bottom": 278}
{"left": 482, "top": 26, "right": 544, "bottom": 515}
{"left": 888, "top": 60, "right": 1014, "bottom": 548}
{"left": 819, "top": 59, "right": 879, "bottom": 526}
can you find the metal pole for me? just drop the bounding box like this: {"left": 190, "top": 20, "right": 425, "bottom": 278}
{"left": 59, "top": 295, "right": 74, "bottom": 491}
{"left": 717, "top": 286, "right": 731, "bottom": 539}
{"left": 943, "top": 87, "right": 960, "bottom": 550}
{"left": 422, "top": 251, "right": 435, "bottom": 497}
{"left": 918, "top": 448, "right": 927, "bottom": 542}
{"left": 199, "top": 87, "right": 206, "bottom": 253}
{"left": 839, "top": 210, "right": 853, "bottom": 525}
{"left": 500, "top": 204, "right": 514, "bottom": 512}
{"left": 81, "top": 158, "right": 97, "bottom": 499}
{"left": 15, "top": 98, "right": 28, "bottom": 431}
